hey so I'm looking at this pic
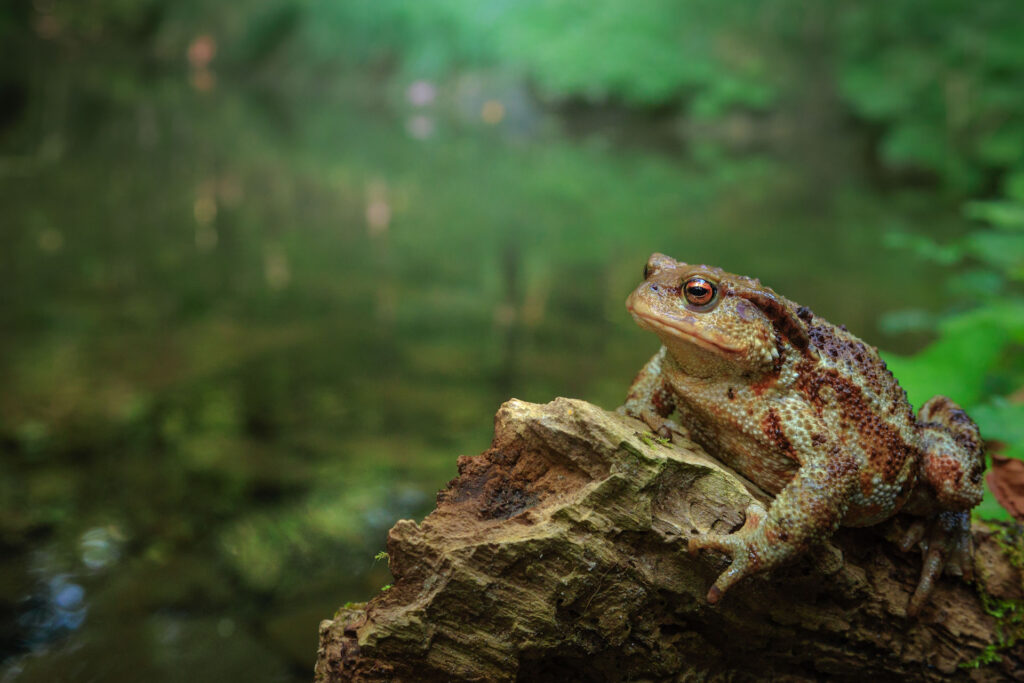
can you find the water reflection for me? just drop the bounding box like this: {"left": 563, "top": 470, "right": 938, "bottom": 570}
{"left": 19, "top": 574, "right": 86, "bottom": 650}
{"left": 0, "top": 67, "right": 968, "bottom": 681}
{"left": 5, "top": 549, "right": 89, "bottom": 667}
{"left": 80, "top": 527, "right": 123, "bottom": 571}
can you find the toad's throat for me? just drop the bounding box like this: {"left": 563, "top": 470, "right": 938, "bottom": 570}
{"left": 628, "top": 308, "right": 743, "bottom": 356}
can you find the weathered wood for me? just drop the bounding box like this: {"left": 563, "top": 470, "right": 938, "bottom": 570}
{"left": 314, "top": 398, "right": 1024, "bottom": 682}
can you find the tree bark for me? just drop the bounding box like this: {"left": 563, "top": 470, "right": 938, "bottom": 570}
{"left": 314, "top": 398, "right": 1024, "bottom": 682}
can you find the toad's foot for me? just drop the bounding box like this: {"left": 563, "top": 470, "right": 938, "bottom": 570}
{"left": 688, "top": 502, "right": 770, "bottom": 604}
{"left": 689, "top": 459, "right": 855, "bottom": 605}
{"left": 616, "top": 406, "right": 682, "bottom": 442}
{"left": 644, "top": 415, "right": 682, "bottom": 442}
{"left": 898, "top": 511, "right": 974, "bottom": 616}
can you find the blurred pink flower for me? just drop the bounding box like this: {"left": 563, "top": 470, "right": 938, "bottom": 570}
{"left": 406, "top": 80, "right": 436, "bottom": 107}
{"left": 188, "top": 35, "right": 217, "bottom": 69}
{"left": 405, "top": 115, "right": 435, "bottom": 140}
{"left": 190, "top": 69, "right": 216, "bottom": 93}
{"left": 365, "top": 181, "right": 392, "bottom": 236}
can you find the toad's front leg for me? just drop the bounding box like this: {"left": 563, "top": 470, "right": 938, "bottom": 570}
{"left": 689, "top": 456, "right": 858, "bottom": 603}
{"left": 620, "top": 346, "right": 681, "bottom": 438}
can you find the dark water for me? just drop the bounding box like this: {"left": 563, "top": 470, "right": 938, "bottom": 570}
{"left": 0, "top": 69, "right": 965, "bottom": 681}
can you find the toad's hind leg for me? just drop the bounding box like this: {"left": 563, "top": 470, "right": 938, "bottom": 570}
{"left": 689, "top": 456, "right": 858, "bottom": 603}
{"left": 898, "top": 511, "right": 973, "bottom": 616}
{"left": 899, "top": 396, "right": 985, "bottom": 614}
{"left": 917, "top": 395, "right": 985, "bottom": 510}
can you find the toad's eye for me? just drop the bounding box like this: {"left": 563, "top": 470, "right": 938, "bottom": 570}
{"left": 683, "top": 277, "right": 716, "bottom": 306}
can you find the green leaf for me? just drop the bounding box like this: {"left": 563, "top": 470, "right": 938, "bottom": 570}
{"left": 965, "top": 201, "right": 1024, "bottom": 230}
{"left": 972, "top": 399, "right": 1024, "bottom": 455}
{"left": 942, "top": 269, "right": 1004, "bottom": 298}
{"left": 975, "top": 488, "right": 1013, "bottom": 522}
{"left": 877, "top": 309, "right": 940, "bottom": 335}
{"left": 964, "top": 231, "right": 1024, "bottom": 278}
{"left": 1005, "top": 172, "right": 1024, "bottom": 203}
{"left": 882, "top": 231, "right": 964, "bottom": 265}
{"left": 881, "top": 315, "right": 1011, "bottom": 410}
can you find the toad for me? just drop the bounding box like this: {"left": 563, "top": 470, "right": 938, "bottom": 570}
{"left": 623, "top": 253, "right": 984, "bottom": 615}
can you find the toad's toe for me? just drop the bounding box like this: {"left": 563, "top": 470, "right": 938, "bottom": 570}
{"left": 903, "top": 511, "right": 973, "bottom": 616}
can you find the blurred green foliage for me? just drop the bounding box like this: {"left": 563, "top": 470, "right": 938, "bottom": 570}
{"left": 8, "top": 0, "right": 1024, "bottom": 193}
{"left": 882, "top": 189, "right": 1024, "bottom": 517}
{"left": 883, "top": 197, "right": 1024, "bottom": 443}
{"left": 837, "top": 2, "right": 1024, "bottom": 193}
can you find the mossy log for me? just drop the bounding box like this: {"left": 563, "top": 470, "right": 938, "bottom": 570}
{"left": 314, "top": 398, "right": 1024, "bottom": 682}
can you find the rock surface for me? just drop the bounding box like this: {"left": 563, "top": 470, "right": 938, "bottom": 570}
{"left": 314, "top": 398, "right": 1024, "bottom": 682}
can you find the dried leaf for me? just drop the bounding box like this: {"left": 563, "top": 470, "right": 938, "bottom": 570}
{"left": 986, "top": 452, "right": 1024, "bottom": 522}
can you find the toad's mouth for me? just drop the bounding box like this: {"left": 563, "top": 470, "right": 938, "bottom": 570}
{"left": 628, "top": 305, "right": 743, "bottom": 356}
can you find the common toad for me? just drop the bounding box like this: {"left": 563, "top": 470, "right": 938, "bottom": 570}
{"left": 623, "top": 253, "right": 984, "bottom": 615}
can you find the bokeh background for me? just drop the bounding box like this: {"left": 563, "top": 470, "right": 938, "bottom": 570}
{"left": 2, "top": 1, "right": 1023, "bottom": 680}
